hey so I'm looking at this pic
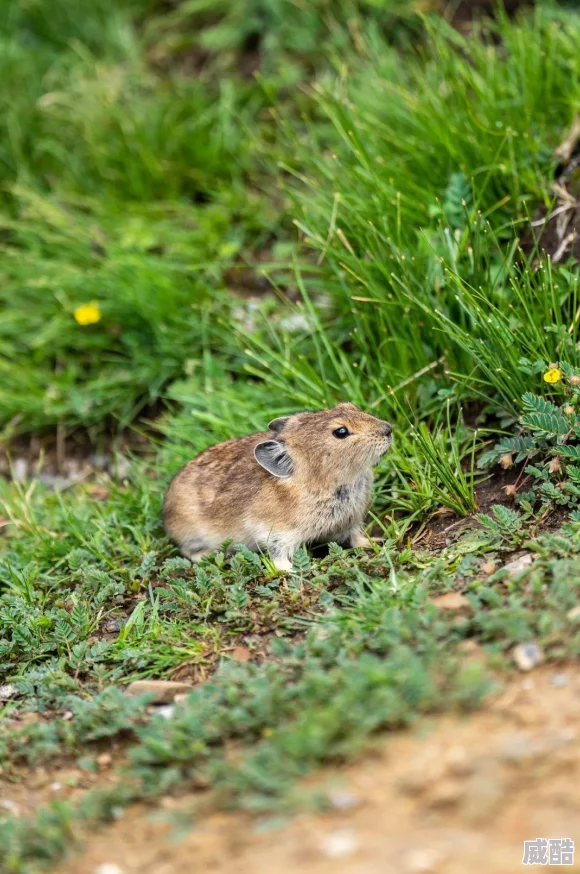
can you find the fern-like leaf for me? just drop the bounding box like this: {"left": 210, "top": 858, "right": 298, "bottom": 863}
{"left": 521, "top": 411, "right": 569, "bottom": 437}
{"left": 292, "top": 548, "right": 310, "bottom": 573}
{"left": 491, "top": 504, "right": 522, "bottom": 532}
{"left": 521, "top": 393, "right": 560, "bottom": 415}
{"left": 442, "top": 171, "right": 472, "bottom": 229}
{"left": 554, "top": 444, "right": 580, "bottom": 459}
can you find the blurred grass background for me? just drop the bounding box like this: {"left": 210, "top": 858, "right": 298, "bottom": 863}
{"left": 0, "top": 0, "right": 579, "bottom": 481}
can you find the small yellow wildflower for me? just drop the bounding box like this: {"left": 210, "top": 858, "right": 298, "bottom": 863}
{"left": 74, "top": 302, "right": 101, "bottom": 326}
{"left": 543, "top": 367, "right": 562, "bottom": 384}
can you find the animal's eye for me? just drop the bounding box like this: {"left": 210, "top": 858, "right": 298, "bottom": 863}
{"left": 333, "top": 426, "right": 350, "bottom": 439}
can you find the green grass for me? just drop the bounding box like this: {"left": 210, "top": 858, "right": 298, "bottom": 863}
{"left": 4, "top": 2, "right": 580, "bottom": 435}
{"left": 0, "top": 0, "right": 291, "bottom": 435}
{"left": 272, "top": 9, "right": 580, "bottom": 412}
{"left": 4, "top": 470, "right": 580, "bottom": 871}
{"left": 3, "top": 0, "right": 580, "bottom": 870}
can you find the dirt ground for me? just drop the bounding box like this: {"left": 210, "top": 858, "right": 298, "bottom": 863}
{"left": 4, "top": 664, "right": 575, "bottom": 874}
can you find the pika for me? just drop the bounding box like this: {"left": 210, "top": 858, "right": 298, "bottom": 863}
{"left": 163, "top": 403, "right": 392, "bottom": 572}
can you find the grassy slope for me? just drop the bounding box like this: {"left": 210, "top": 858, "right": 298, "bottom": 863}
{"left": 3, "top": 1, "right": 580, "bottom": 871}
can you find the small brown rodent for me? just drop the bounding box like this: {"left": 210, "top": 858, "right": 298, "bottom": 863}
{"left": 163, "top": 403, "right": 392, "bottom": 571}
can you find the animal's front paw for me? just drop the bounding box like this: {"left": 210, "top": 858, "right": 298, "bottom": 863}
{"left": 273, "top": 556, "right": 293, "bottom": 573}
{"left": 349, "top": 531, "right": 373, "bottom": 549}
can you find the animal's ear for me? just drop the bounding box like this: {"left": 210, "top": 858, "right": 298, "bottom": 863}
{"left": 254, "top": 440, "right": 294, "bottom": 478}
{"left": 268, "top": 416, "right": 291, "bottom": 433}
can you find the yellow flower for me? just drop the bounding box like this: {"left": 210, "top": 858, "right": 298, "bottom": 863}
{"left": 543, "top": 367, "right": 562, "bottom": 384}
{"left": 74, "top": 302, "right": 101, "bottom": 326}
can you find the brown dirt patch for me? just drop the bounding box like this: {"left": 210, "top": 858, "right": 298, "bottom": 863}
{"left": 411, "top": 466, "right": 519, "bottom": 550}
{"left": 49, "top": 664, "right": 580, "bottom": 874}
{"left": 412, "top": 463, "right": 570, "bottom": 552}
{"left": 450, "top": 0, "right": 533, "bottom": 30}
{"left": 0, "top": 426, "right": 155, "bottom": 486}
{"left": 0, "top": 745, "right": 126, "bottom": 819}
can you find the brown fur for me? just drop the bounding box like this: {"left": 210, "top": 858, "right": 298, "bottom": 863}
{"left": 163, "top": 403, "right": 392, "bottom": 571}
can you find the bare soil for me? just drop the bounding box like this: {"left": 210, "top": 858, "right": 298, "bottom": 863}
{"left": 0, "top": 425, "right": 156, "bottom": 488}
{"left": 450, "top": 0, "right": 533, "bottom": 30}
{"left": 3, "top": 665, "right": 578, "bottom": 874}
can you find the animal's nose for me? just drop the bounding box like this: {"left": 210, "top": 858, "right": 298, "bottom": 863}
{"left": 382, "top": 422, "right": 392, "bottom": 437}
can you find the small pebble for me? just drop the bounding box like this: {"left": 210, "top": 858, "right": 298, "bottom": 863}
{"left": 0, "top": 684, "right": 19, "bottom": 701}
{"left": 320, "top": 829, "right": 359, "bottom": 859}
{"left": 512, "top": 642, "right": 544, "bottom": 672}
{"left": 327, "top": 789, "right": 362, "bottom": 811}
{"left": 95, "top": 865, "right": 124, "bottom": 874}
{"left": 103, "top": 618, "right": 122, "bottom": 634}
{"left": 0, "top": 800, "right": 19, "bottom": 814}
{"left": 50, "top": 782, "right": 62, "bottom": 792}
{"left": 503, "top": 553, "right": 534, "bottom": 577}
{"left": 550, "top": 673, "right": 570, "bottom": 688}
{"left": 111, "top": 456, "right": 131, "bottom": 481}
{"left": 157, "top": 705, "right": 175, "bottom": 720}
{"left": 12, "top": 458, "right": 28, "bottom": 481}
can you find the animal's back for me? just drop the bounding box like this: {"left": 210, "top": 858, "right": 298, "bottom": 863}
{"left": 165, "top": 432, "right": 261, "bottom": 527}
{"left": 163, "top": 403, "right": 392, "bottom": 569}
{"left": 163, "top": 431, "right": 297, "bottom": 555}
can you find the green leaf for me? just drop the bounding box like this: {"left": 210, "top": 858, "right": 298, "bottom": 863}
{"left": 292, "top": 548, "right": 310, "bottom": 573}
{"left": 521, "top": 393, "right": 559, "bottom": 416}
{"left": 554, "top": 444, "right": 580, "bottom": 459}
{"left": 520, "top": 411, "right": 569, "bottom": 437}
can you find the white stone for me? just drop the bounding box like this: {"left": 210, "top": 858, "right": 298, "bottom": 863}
{"left": 320, "top": 829, "right": 359, "bottom": 859}
{"left": 512, "top": 642, "right": 544, "bottom": 672}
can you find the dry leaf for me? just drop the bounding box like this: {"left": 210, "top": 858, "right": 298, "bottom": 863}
{"left": 431, "top": 592, "right": 471, "bottom": 611}
{"left": 89, "top": 485, "right": 110, "bottom": 500}
{"left": 231, "top": 645, "right": 252, "bottom": 662}
{"left": 555, "top": 115, "right": 580, "bottom": 164}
